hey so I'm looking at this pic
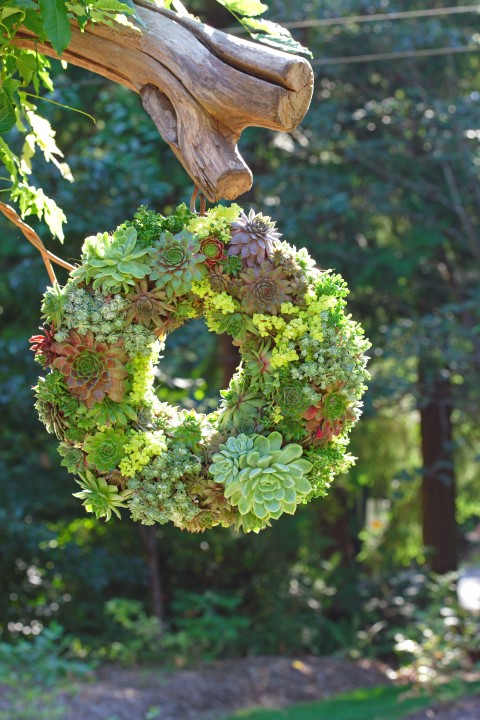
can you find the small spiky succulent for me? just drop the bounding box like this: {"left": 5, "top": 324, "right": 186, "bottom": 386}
{"left": 57, "top": 443, "right": 86, "bottom": 473}
{"left": 124, "top": 279, "right": 174, "bottom": 330}
{"left": 150, "top": 230, "right": 206, "bottom": 298}
{"left": 217, "top": 376, "right": 264, "bottom": 431}
{"left": 41, "top": 282, "right": 68, "bottom": 327}
{"left": 172, "top": 411, "right": 204, "bottom": 448}
{"left": 275, "top": 380, "right": 309, "bottom": 418}
{"left": 73, "top": 470, "right": 133, "bottom": 521}
{"left": 228, "top": 210, "right": 281, "bottom": 267}
{"left": 34, "top": 372, "right": 79, "bottom": 439}
{"left": 30, "top": 326, "right": 57, "bottom": 367}
{"left": 72, "top": 226, "right": 154, "bottom": 293}
{"left": 303, "top": 387, "right": 356, "bottom": 442}
{"left": 83, "top": 428, "right": 127, "bottom": 472}
{"left": 240, "top": 262, "right": 292, "bottom": 315}
{"left": 207, "top": 265, "right": 231, "bottom": 294}
{"left": 218, "top": 432, "right": 312, "bottom": 527}
{"left": 215, "top": 312, "right": 258, "bottom": 345}
{"left": 244, "top": 341, "right": 273, "bottom": 384}
{"left": 85, "top": 397, "right": 138, "bottom": 428}
{"left": 51, "top": 331, "right": 128, "bottom": 409}
{"left": 188, "top": 475, "right": 237, "bottom": 527}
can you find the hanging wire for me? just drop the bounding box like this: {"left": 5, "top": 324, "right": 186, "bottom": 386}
{"left": 190, "top": 186, "right": 207, "bottom": 215}
{"left": 224, "top": 4, "right": 480, "bottom": 33}
{"left": 312, "top": 43, "right": 480, "bottom": 66}
{"left": 0, "top": 202, "right": 75, "bottom": 285}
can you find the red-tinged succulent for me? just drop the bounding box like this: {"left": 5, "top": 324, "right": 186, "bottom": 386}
{"left": 208, "top": 265, "right": 231, "bottom": 293}
{"left": 51, "top": 331, "right": 128, "bottom": 409}
{"left": 200, "top": 237, "right": 225, "bottom": 267}
{"left": 303, "top": 387, "right": 355, "bottom": 442}
{"left": 228, "top": 210, "right": 281, "bottom": 267}
{"left": 240, "top": 261, "right": 292, "bottom": 315}
{"left": 124, "top": 279, "right": 174, "bottom": 329}
{"left": 304, "top": 405, "right": 342, "bottom": 442}
{"left": 30, "top": 326, "right": 57, "bottom": 366}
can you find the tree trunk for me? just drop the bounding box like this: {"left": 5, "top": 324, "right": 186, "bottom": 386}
{"left": 15, "top": 2, "right": 313, "bottom": 202}
{"left": 139, "top": 525, "right": 165, "bottom": 621}
{"left": 419, "top": 369, "right": 457, "bottom": 573}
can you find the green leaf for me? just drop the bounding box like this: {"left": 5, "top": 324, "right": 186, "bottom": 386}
{"left": 219, "top": 0, "right": 268, "bottom": 18}
{"left": 16, "top": 53, "right": 39, "bottom": 85}
{"left": 242, "top": 17, "right": 312, "bottom": 57}
{"left": 0, "top": 90, "right": 16, "bottom": 134}
{"left": 38, "top": 0, "right": 71, "bottom": 55}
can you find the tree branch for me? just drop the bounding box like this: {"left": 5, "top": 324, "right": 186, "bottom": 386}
{"left": 14, "top": 4, "right": 314, "bottom": 201}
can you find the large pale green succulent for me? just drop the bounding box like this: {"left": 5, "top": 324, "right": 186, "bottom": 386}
{"left": 72, "top": 226, "right": 153, "bottom": 293}
{"left": 150, "top": 230, "right": 206, "bottom": 298}
{"left": 73, "top": 470, "right": 133, "bottom": 521}
{"left": 209, "top": 434, "right": 254, "bottom": 485}
{"left": 223, "top": 432, "right": 312, "bottom": 523}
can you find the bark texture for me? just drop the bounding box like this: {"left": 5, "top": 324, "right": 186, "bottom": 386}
{"left": 419, "top": 370, "right": 457, "bottom": 573}
{"left": 15, "top": 2, "right": 314, "bottom": 201}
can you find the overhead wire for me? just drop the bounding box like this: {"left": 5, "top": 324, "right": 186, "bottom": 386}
{"left": 312, "top": 43, "right": 480, "bottom": 66}
{"left": 223, "top": 4, "right": 480, "bottom": 33}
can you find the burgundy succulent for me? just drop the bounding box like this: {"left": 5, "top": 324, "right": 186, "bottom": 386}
{"left": 124, "top": 279, "right": 174, "bottom": 329}
{"left": 51, "top": 330, "right": 128, "bottom": 409}
{"left": 208, "top": 265, "right": 231, "bottom": 294}
{"left": 200, "top": 237, "right": 226, "bottom": 267}
{"left": 228, "top": 210, "right": 281, "bottom": 267}
{"left": 239, "top": 261, "right": 292, "bottom": 315}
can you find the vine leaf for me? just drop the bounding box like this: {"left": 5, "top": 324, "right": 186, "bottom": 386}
{"left": 219, "top": 0, "right": 268, "bottom": 17}
{"left": 38, "top": 0, "right": 71, "bottom": 55}
{"left": 0, "top": 90, "right": 16, "bottom": 134}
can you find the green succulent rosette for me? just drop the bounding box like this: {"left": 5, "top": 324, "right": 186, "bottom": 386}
{"left": 33, "top": 202, "right": 370, "bottom": 532}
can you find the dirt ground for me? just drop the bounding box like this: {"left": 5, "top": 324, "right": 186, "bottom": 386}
{"left": 1, "top": 656, "right": 479, "bottom": 720}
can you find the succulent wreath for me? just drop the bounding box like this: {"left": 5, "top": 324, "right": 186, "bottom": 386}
{"left": 31, "top": 202, "right": 370, "bottom": 533}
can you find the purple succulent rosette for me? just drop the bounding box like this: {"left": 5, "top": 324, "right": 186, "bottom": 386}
{"left": 32, "top": 203, "right": 370, "bottom": 533}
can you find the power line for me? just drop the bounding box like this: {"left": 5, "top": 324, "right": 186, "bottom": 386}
{"left": 224, "top": 5, "right": 480, "bottom": 34}
{"left": 312, "top": 43, "right": 480, "bottom": 66}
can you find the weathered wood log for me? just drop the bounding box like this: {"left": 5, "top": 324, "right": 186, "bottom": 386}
{"left": 14, "top": 2, "right": 314, "bottom": 201}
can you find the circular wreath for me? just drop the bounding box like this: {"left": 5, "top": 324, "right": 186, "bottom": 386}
{"left": 31, "top": 203, "right": 370, "bottom": 533}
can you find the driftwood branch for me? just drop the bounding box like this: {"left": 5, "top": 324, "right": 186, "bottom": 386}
{"left": 14, "top": 2, "right": 314, "bottom": 201}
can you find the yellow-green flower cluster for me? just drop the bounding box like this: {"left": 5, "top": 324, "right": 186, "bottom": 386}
{"left": 128, "top": 351, "right": 159, "bottom": 405}
{"left": 187, "top": 204, "right": 242, "bottom": 241}
{"left": 119, "top": 429, "right": 167, "bottom": 477}
{"left": 252, "top": 314, "right": 286, "bottom": 337}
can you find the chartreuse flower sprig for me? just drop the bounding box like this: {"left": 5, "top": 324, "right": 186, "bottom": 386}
{"left": 33, "top": 203, "right": 370, "bottom": 533}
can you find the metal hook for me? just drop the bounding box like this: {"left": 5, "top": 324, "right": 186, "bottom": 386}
{"left": 190, "top": 186, "right": 207, "bottom": 216}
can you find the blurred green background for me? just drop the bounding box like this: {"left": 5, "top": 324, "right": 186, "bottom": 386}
{"left": 1, "top": 0, "right": 479, "bottom": 680}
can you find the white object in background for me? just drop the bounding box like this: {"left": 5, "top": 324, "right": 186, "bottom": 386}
{"left": 457, "top": 567, "right": 480, "bottom": 613}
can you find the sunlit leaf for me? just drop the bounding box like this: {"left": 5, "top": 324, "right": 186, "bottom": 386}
{"left": 38, "top": 0, "right": 71, "bottom": 55}
{"left": 218, "top": 0, "right": 268, "bottom": 18}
